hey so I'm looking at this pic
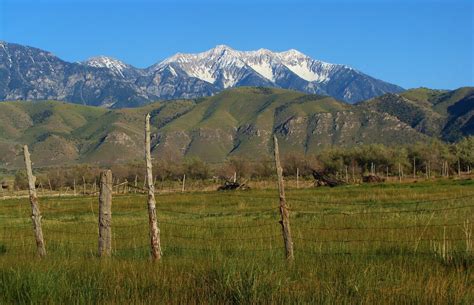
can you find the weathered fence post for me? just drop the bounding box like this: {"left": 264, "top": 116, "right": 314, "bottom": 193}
{"left": 23, "top": 145, "right": 46, "bottom": 257}
{"left": 429, "top": 161, "right": 432, "bottom": 178}
{"left": 98, "top": 170, "right": 112, "bottom": 257}
{"left": 73, "top": 179, "right": 77, "bottom": 196}
{"left": 398, "top": 162, "right": 402, "bottom": 183}
{"left": 352, "top": 163, "right": 355, "bottom": 183}
{"left": 134, "top": 175, "right": 138, "bottom": 194}
{"left": 145, "top": 113, "right": 162, "bottom": 260}
{"left": 413, "top": 157, "right": 416, "bottom": 179}
{"left": 273, "top": 135, "right": 294, "bottom": 261}
{"left": 296, "top": 168, "right": 300, "bottom": 189}
{"left": 182, "top": 174, "right": 186, "bottom": 193}
{"left": 115, "top": 178, "right": 120, "bottom": 194}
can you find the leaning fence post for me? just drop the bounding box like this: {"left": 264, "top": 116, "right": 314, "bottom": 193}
{"left": 98, "top": 170, "right": 112, "bottom": 257}
{"left": 23, "top": 145, "right": 46, "bottom": 257}
{"left": 145, "top": 113, "right": 162, "bottom": 260}
{"left": 273, "top": 135, "right": 294, "bottom": 261}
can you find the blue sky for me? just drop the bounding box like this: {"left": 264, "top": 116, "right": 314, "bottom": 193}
{"left": 0, "top": 0, "right": 472, "bottom": 89}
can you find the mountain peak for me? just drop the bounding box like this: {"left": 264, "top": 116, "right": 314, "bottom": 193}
{"left": 0, "top": 41, "right": 404, "bottom": 106}
{"left": 213, "top": 44, "right": 233, "bottom": 51}
{"left": 280, "top": 48, "right": 307, "bottom": 57}
{"left": 83, "top": 56, "right": 129, "bottom": 77}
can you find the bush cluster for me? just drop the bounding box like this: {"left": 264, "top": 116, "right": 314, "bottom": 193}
{"left": 10, "top": 137, "right": 474, "bottom": 190}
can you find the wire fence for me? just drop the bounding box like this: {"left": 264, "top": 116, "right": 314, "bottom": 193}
{"left": 0, "top": 192, "right": 472, "bottom": 260}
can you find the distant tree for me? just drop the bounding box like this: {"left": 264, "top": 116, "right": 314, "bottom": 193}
{"left": 454, "top": 136, "right": 474, "bottom": 169}
{"left": 14, "top": 169, "right": 28, "bottom": 190}
{"left": 183, "top": 157, "right": 210, "bottom": 180}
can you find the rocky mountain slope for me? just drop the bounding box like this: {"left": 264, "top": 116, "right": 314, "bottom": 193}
{"left": 0, "top": 41, "right": 403, "bottom": 107}
{"left": 359, "top": 87, "right": 474, "bottom": 141}
{"left": 4, "top": 86, "right": 471, "bottom": 169}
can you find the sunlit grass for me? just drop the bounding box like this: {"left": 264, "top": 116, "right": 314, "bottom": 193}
{"left": 0, "top": 179, "right": 473, "bottom": 304}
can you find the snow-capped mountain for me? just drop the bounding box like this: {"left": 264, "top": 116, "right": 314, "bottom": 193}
{"left": 153, "top": 45, "right": 335, "bottom": 87}
{"left": 0, "top": 41, "right": 403, "bottom": 108}
{"left": 151, "top": 45, "right": 403, "bottom": 102}
{"left": 83, "top": 56, "right": 144, "bottom": 79}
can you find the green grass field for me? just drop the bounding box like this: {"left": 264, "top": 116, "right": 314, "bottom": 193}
{"left": 1, "top": 179, "right": 473, "bottom": 304}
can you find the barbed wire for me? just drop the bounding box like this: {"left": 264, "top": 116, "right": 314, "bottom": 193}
{"left": 41, "top": 228, "right": 98, "bottom": 235}
{"left": 293, "top": 249, "right": 443, "bottom": 257}
{"left": 160, "top": 233, "right": 281, "bottom": 241}
{"left": 293, "top": 222, "right": 469, "bottom": 231}
{"left": 293, "top": 237, "right": 467, "bottom": 244}
{"left": 218, "top": 192, "right": 474, "bottom": 207}
{"left": 291, "top": 204, "right": 474, "bottom": 216}
{"left": 1, "top": 223, "right": 33, "bottom": 228}
{"left": 158, "top": 220, "right": 277, "bottom": 229}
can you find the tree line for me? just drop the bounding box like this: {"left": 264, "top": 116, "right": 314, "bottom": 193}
{"left": 6, "top": 137, "right": 474, "bottom": 190}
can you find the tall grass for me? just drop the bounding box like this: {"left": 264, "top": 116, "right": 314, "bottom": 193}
{"left": 0, "top": 179, "right": 473, "bottom": 304}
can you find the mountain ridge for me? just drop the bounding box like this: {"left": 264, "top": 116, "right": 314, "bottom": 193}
{"left": 1, "top": 41, "right": 403, "bottom": 107}
{"left": 1, "top": 86, "right": 471, "bottom": 169}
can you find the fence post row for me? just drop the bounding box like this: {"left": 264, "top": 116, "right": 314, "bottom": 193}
{"left": 23, "top": 145, "right": 46, "bottom": 257}
{"left": 98, "top": 170, "right": 113, "bottom": 257}
{"left": 273, "top": 135, "right": 294, "bottom": 261}
{"left": 145, "top": 113, "right": 162, "bottom": 260}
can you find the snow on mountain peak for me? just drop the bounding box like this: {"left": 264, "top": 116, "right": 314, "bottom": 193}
{"left": 157, "top": 45, "right": 344, "bottom": 87}
{"left": 214, "top": 44, "right": 233, "bottom": 51}
{"left": 84, "top": 56, "right": 128, "bottom": 77}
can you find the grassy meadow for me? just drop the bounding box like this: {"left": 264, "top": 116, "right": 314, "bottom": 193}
{"left": 0, "top": 179, "right": 473, "bottom": 304}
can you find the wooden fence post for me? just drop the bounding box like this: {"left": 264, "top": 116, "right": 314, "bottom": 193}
{"left": 182, "top": 174, "right": 186, "bottom": 193}
{"left": 413, "top": 157, "right": 416, "bottom": 179}
{"left": 145, "top": 113, "right": 162, "bottom": 260}
{"left": 352, "top": 163, "right": 355, "bottom": 183}
{"left": 273, "top": 136, "right": 294, "bottom": 261}
{"left": 398, "top": 162, "right": 402, "bottom": 183}
{"left": 73, "top": 179, "right": 76, "bottom": 196}
{"left": 23, "top": 145, "right": 46, "bottom": 257}
{"left": 428, "top": 161, "right": 431, "bottom": 178}
{"left": 98, "top": 170, "right": 112, "bottom": 257}
{"left": 134, "top": 175, "right": 138, "bottom": 194}
{"left": 296, "top": 168, "right": 300, "bottom": 189}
